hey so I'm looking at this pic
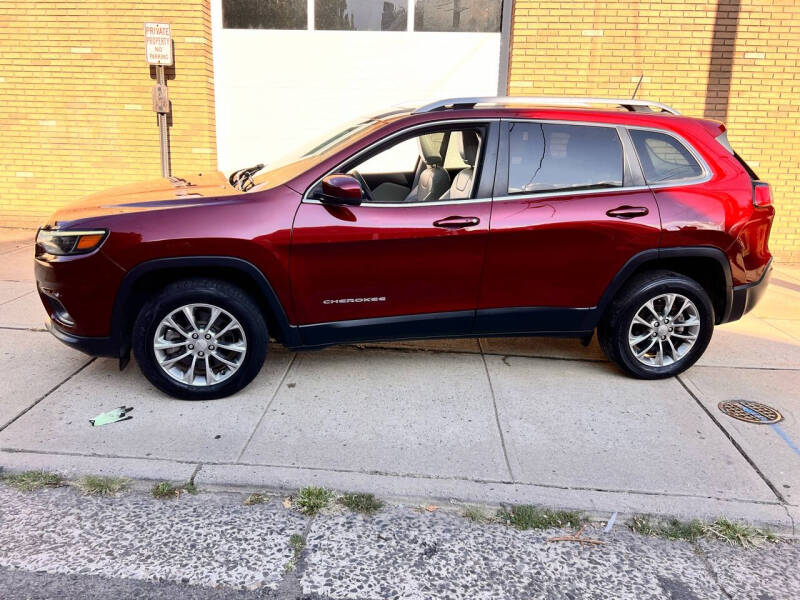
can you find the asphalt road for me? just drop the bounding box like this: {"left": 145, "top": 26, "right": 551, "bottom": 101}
{"left": 1, "top": 485, "right": 799, "bottom": 599}
{"left": 0, "top": 568, "right": 282, "bottom": 600}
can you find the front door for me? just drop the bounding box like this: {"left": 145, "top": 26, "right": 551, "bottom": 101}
{"left": 291, "top": 122, "right": 498, "bottom": 345}
{"left": 477, "top": 119, "right": 661, "bottom": 332}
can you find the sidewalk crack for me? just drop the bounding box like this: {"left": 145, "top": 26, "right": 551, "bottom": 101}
{"left": 692, "top": 543, "right": 733, "bottom": 600}
{"left": 275, "top": 511, "right": 315, "bottom": 597}
{"left": 480, "top": 341, "right": 515, "bottom": 481}
{"left": 0, "top": 358, "right": 95, "bottom": 432}
{"left": 0, "top": 290, "right": 34, "bottom": 307}
{"left": 235, "top": 353, "right": 297, "bottom": 462}
{"left": 677, "top": 375, "right": 788, "bottom": 504}
{"left": 189, "top": 463, "right": 203, "bottom": 485}
{"left": 782, "top": 504, "right": 796, "bottom": 536}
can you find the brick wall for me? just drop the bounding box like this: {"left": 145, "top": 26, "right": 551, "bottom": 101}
{"left": 0, "top": 1, "right": 216, "bottom": 228}
{"left": 508, "top": 0, "right": 800, "bottom": 263}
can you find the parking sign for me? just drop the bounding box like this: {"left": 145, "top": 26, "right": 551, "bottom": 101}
{"left": 144, "top": 22, "right": 172, "bottom": 66}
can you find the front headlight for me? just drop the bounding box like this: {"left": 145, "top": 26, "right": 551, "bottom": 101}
{"left": 36, "top": 228, "right": 108, "bottom": 255}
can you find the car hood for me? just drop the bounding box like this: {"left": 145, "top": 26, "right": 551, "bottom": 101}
{"left": 46, "top": 171, "right": 243, "bottom": 226}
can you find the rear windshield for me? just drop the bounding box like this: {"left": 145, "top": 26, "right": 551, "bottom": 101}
{"left": 716, "top": 132, "right": 760, "bottom": 180}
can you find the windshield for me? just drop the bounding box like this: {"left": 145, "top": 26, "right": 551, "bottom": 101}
{"left": 244, "top": 118, "right": 380, "bottom": 186}
{"left": 243, "top": 108, "right": 414, "bottom": 190}
{"left": 296, "top": 119, "right": 376, "bottom": 159}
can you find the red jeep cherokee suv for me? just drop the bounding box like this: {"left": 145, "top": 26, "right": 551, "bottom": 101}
{"left": 35, "top": 97, "right": 774, "bottom": 399}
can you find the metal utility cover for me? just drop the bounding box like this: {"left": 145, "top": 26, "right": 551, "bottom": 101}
{"left": 718, "top": 400, "right": 783, "bottom": 424}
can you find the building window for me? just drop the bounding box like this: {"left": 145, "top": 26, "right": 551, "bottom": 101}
{"left": 222, "top": 0, "right": 307, "bottom": 30}
{"left": 222, "top": 0, "right": 503, "bottom": 31}
{"left": 507, "top": 122, "right": 623, "bottom": 195}
{"left": 315, "top": 0, "right": 407, "bottom": 31}
{"left": 414, "top": 0, "right": 501, "bottom": 32}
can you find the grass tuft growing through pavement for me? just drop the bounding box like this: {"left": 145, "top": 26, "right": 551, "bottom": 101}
{"left": 72, "top": 475, "right": 131, "bottom": 496}
{"left": 151, "top": 482, "right": 178, "bottom": 499}
{"left": 463, "top": 506, "right": 491, "bottom": 523}
{"left": 151, "top": 481, "right": 197, "bottom": 500}
{"left": 629, "top": 515, "right": 705, "bottom": 542}
{"left": 338, "top": 493, "right": 384, "bottom": 515}
{"left": 497, "top": 505, "right": 587, "bottom": 530}
{"left": 284, "top": 533, "right": 306, "bottom": 573}
{"left": 3, "top": 470, "right": 63, "bottom": 492}
{"left": 629, "top": 515, "right": 776, "bottom": 547}
{"left": 704, "top": 518, "right": 777, "bottom": 547}
{"left": 244, "top": 492, "right": 268, "bottom": 506}
{"left": 295, "top": 486, "right": 334, "bottom": 516}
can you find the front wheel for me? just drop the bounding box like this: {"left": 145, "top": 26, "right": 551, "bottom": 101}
{"left": 598, "top": 270, "right": 714, "bottom": 379}
{"left": 132, "top": 278, "right": 268, "bottom": 400}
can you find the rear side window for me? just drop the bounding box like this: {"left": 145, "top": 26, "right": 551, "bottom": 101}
{"left": 507, "top": 123, "right": 623, "bottom": 195}
{"left": 629, "top": 129, "right": 704, "bottom": 184}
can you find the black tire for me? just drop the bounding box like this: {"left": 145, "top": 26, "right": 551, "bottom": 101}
{"left": 597, "top": 270, "right": 714, "bottom": 379}
{"left": 132, "top": 278, "right": 268, "bottom": 400}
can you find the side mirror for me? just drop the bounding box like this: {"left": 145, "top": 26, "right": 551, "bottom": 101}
{"left": 318, "top": 174, "right": 363, "bottom": 206}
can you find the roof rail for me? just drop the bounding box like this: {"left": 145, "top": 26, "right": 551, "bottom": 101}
{"left": 413, "top": 96, "right": 681, "bottom": 116}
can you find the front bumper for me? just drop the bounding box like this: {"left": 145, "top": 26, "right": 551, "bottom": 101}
{"left": 45, "top": 316, "right": 118, "bottom": 358}
{"left": 35, "top": 249, "right": 126, "bottom": 338}
{"left": 727, "top": 259, "right": 773, "bottom": 323}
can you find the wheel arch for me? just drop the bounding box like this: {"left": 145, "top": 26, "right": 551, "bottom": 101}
{"left": 596, "top": 247, "right": 733, "bottom": 325}
{"left": 111, "top": 256, "right": 300, "bottom": 361}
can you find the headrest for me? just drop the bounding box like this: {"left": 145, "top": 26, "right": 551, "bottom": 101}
{"left": 418, "top": 132, "right": 446, "bottom": 166}
{"left": 458, "top": 130, "right": 480, "bottom": 166}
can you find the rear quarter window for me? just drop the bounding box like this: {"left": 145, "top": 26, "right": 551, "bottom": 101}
{"left": 629, "top": 129, "right": 705, "bottom": 184}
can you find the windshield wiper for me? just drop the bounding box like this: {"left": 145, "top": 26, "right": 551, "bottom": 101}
{"left": 230, "top": 163, "right": 265, "bottom": 191}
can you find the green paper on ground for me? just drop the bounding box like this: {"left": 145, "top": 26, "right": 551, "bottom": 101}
{"left": 89, "top": 406, "right": 133, "bottom": 427}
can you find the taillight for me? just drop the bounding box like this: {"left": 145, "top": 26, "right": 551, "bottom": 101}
{"left": 753, "top": 182, "right": 772, "bottom": 208}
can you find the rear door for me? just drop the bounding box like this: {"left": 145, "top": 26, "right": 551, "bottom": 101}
{"left": 476, "top": 119, "right": 661, "bottom": 333}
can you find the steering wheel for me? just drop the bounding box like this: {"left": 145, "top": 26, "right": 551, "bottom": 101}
{"left": 351, "top": 170, "right": 373, "bottom": 201}
{"left": 241, "top": 172, "right": 256, "bottom": 192}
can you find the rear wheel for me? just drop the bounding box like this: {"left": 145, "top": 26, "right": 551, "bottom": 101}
{"left": 598, "top": 270, "right": 714, "bottom": 379}
{"left": 133, "top": 279, "right": 268, "bottom": 400}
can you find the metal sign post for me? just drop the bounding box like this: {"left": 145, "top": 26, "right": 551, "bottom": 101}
{"left": 144, "top": 23, "right": 173, "bottom": 178}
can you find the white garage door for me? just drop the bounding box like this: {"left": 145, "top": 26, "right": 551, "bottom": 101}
{"left": 211, "top": 0, "right": 505, "bottom": 173}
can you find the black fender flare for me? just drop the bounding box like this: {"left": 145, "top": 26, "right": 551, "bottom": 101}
{"left": 594, "top": 246, "right": 734, "bottom": 325}
{"left": 110, "top": 256, "right": 300, "bottom": 360}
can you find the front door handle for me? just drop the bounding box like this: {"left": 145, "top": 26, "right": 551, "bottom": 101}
{"left": 606, "top": 205, "right": 649, "bottom": 219}
{"left": 433, "top": 216, "right": 480, "bottom": 229}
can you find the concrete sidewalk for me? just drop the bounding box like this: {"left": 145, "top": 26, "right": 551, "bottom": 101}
{"left": 1, "top": 228, "right": 799, "bottom": 530}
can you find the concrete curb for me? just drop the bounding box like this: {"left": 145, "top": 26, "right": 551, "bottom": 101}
{"left": 0, "top": 450, "right": 196, "bottom": 483}
{"left": 2, "top": 449, "right": 794, "bottom": 535}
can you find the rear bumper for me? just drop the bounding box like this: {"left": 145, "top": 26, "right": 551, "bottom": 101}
{"left": 726, "top": 259, "right": 772, "bottom": 323}
{"left": 45, "top": 316, "right": 118, "bottom": 358}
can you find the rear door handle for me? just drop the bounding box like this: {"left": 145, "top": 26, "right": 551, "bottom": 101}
{"left": 606, "top": 205, "right": 649, "bottom": 219}
{"left": 433, "top": 216, "right": 480, "bottom": 229}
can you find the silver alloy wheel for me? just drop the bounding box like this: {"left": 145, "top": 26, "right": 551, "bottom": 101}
{"left": 628, "top": 293, "right": 701, "bottom": 368}
{"left": 153, "top": 303, "right": 247, "bottom": 387}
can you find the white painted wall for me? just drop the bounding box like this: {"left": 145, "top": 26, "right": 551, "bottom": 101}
{"left": 210, "top": 1, "right": 501, "bottom": 173}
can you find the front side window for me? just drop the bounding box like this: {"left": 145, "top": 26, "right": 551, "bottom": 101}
{"left": 629, "top": 129, "right": 704, "bottom": 184}
{"left": 507, "top": 122, "right": 624, "bottom": 195}
{"left": 316, "top": 0, "right": 407, "bottom": 30}
{"left": 316, "top": 126, "right": 484, "bottom": 203}
{"left": 222, "top": 0, "right": 307, "bottom": 29}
